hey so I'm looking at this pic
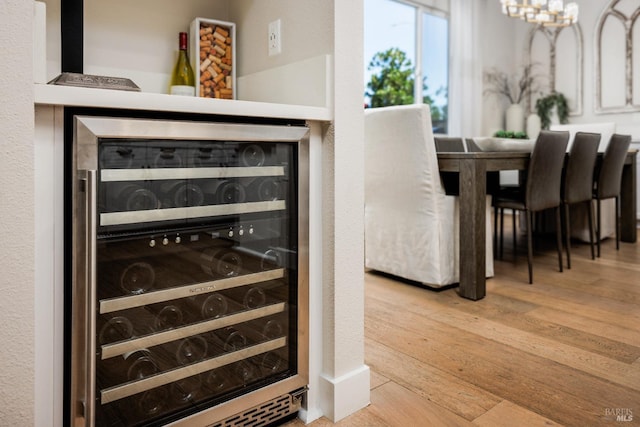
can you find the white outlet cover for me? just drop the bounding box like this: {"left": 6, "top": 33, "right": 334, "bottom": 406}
{"left": 268, "top": 19, "right": 281, "bottom": 56}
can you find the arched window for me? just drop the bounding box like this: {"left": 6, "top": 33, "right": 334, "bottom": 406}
{"left": 527, "top": 24, "right": 584, "bottom": 117}
{"left": 595, "top": 0, "right": 640, "bottom": 113}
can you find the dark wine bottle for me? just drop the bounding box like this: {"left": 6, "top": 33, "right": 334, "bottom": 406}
{"left": 188, "top": 144, "right": 228, "bottom": 167}
{"left": 119, "top": 261, "right": 156, "bottom": 295}
{"left": 97, "top": 315, "right": 134, "bottom": 345}
{"left": 149, "top": 303, "right": 184, "bottom": 331}
{"left": 98, "top": 349, "right": 160, "bottom": 389}
{"left": 169, "top": 375, "right": 203, "bottom": 405}
{"left": 232, "top": 360, "right": 258, "bottom": 386}
{"left": 214, "top": 326, "right": 247, "bottom": 352}
{"left": 99, "top": 145, "right": 135, "bottom": 169}
{"left": 244, "top": 177, "right": 282, "bottom": 201}
{"left": 240, "top": 144, "right": 266, "bottom": 167}
{"left": 223, "top": 286, "right": 266, "bottom": 309}
{"left": 153, "top": 147, "right": 183, "bottom": 168}
{"left": 200, "top": 248, "right": 243, "bottom": 278}
{"left": 203, "top": 367, "right": 232, "bottom": 395}
{"left": 203, "top": 180, "right": 246, "bottom": 204}
{"left": 162, "top": 335, "right": 208, "bottom": 366}
{"left": 134, "top": 386, "right": 169, "bottom": 418}
{"left": 105, "top": 182, "right": 159, "bottom": 212}
{"left": 257, "top": 351, "right": 286, "bottom": 376}
{"left": 184, "top": 293, "right": 228, "bottom": 320}
{"left": 158, "top": 180, "right": 205, "bottom": 208}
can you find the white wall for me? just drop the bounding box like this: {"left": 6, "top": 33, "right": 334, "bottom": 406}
{"left": 481, "top": 0, "right": 640, "bottom": 139}
{"left": 0, "top": 1, "right": 36, "bottom": 426}
{"left": 228, "top": 1, "right": 333, "bottom": 77}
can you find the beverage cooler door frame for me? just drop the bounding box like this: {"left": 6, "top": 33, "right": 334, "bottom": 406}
{"left": 70, "top": 116, "right": 310, "bottom": 427}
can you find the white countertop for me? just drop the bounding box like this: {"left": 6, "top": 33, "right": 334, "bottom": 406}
{"left": 34, "top": 84, "right": 332, "bottom": 122}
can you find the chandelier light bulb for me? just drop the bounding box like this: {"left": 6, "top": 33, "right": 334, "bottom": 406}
{"left": 548, "top": 0, "right": 563, "bottom": 13}
{"left": 565, "top": 2, "right": 579, "bottom": 20}
{"left": 499, "top": 0, "right": 578, "bottom": 26}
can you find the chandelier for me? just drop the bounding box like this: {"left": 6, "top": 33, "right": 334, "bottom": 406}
{"left": 500, "top": 0, "right": 579, "bottom": 27}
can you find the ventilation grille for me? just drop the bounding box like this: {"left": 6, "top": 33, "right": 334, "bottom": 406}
{"left": 209, "top": 388, "right": 306, "bottom": 427}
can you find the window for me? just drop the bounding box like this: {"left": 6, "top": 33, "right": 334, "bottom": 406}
{"left": 364, "top": 0, "right": 449, "bottom": 133}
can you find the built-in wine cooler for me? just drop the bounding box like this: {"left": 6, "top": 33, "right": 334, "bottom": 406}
{"left": 69, "top": 115, "right": 309, "bottom": 427}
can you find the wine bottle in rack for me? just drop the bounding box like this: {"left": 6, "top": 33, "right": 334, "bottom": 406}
{"left": 153, "top": 147, "right": 183, "bottom": 168}
{"left": 161, "top": 335, "right": 208, "bottom": 366}
{"left": 105, "top": 183, "right": 159, "bottom": 212}
{"left": 239, "top": 144, "right": 266, "bottom": 167}
{"left": 99, "top": 145, "right": 135, "bottom": 169}
{"left": 149, "top": 303, "right": 184, "bottom": 331}
{"left": 244, "top": 177, "right": 282, "bottom": 202}
{"left": 203, "top": 180, "right": 246, "bottom": 204}
{"left": 169, "top": 375, "right": 203, "bottom": 406}
{"left": 190, "top": 143, "right": 233, "bottom": 167}
{"left": 158, "top": 180, "right": 205, "bottom": 208}
{"left": 184, "top": 292, "right": 228, "bottom": 320}
{"left": 234, "top": 246, "right": 281, "bottom": 271}
{"left": 214, "top": 326, "right": 247, "bottom": 352}
{"left": 202, "top": 367, "right": 232, "bottom": 395}
{"left": 257, "top": 351, "right": 286, "bottom": 376}
{"left": 118, "top": 261, "right": 156, "bottom": 295}
{"left": 98, "top": 349, "right": 160, "bottom": 388}
{"left": 223, "top": 285, "right": 267, "bottom": 309}
{"left": 169, "top": 32, "right": 195, "bottom": 96}
{"left": 97, "top": 315, "right": 134, "bottom": 345}
{"left": 133, "top": 386, "right": 170, "bottom": 418}
{"left": 232, "top": 360, "right": 258, "bottom": 386}
{"left": 261, "top": 318, "right": 285, "bottom": 340}
{"left": 200, "top": 248, "right": 243, "bottom": 278}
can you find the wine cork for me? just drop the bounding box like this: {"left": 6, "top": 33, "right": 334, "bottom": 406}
{"left": 196, "top": 21, "right": 233, "bottom": 99}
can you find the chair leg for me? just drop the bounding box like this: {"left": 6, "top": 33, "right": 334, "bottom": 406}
{"left": 493, "top": 206, "right": 498, "bottom": 259}
{"left": 526, "top": 210, "right": 534, "bottom": 284}
{"left": 555, "top": 206, "right": 563, "bottom": 273}
{"left": 596, "top": 199, "right": 602, "bottom": 257}
{"left": 587, "top": 200, "right": 595, "bottom": 260}
{"left": 563, "top": 203, "right": 571, "bottom": 269}
{"left": 499, "top": 208, "right": 505, "bottom": 259}
{"left": 615, "top": 196, "right": 620, "bottom": 250}
{"left": 512, "top": 210, "right": 516, "bottom": 258}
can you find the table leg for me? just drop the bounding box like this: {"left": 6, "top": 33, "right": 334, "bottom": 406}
{"left": 458, "top": 158, "right": 487, "bottom": 300}
{"left": 620, "top": 154, "right": 637, "bottom": 243}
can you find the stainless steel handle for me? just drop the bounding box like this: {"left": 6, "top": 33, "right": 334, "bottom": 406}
{"left": 85, "top": 170, "right": 98, "bottom": 426}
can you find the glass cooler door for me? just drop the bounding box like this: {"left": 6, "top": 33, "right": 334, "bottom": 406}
{"left": 71, "top": 118, "right": 309, "bottom": 427}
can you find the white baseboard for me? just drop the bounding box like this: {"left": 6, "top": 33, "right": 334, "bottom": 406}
{"left": 317, "top": 364, "right": 371, "bottom": 422}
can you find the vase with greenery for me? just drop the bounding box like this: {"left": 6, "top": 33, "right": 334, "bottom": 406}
{"left": 483, "top": 63, "right": 544, "bottom": 132}
{"left": 483, "top": 63, "right": 543, "bottom": 106}
{"left": 535, "top": 91, "right": 569, "bottom": 130}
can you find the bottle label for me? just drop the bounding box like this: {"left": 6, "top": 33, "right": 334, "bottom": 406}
{"left": 170, "top": 85, "right": 195, "bottom": 96}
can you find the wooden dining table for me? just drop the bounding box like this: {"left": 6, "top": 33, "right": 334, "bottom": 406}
{"left": 437, "top": 149, "right": 637, "bottom": 301}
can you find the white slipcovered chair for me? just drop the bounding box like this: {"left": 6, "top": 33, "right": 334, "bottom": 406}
{"left": 551, "top": 122, "right": 617, "bottom": 241}
{"left": 364, "top": 104, "right": 494, "bottom": 288}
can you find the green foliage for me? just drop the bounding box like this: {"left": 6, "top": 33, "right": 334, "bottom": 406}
{"left": 535, "top": 92, "right": 569, "bottom": 130}
{"left": 493, "top": 130, "right": 529, "bottom": 139}
{"left": 366, "top": 48, "right": 415, "bottom": 107}
{"left": 365, "top": 47, "right": 445, "bottom": 123}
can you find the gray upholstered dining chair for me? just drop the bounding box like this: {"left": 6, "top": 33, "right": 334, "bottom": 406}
{"left": 593, "top": 134, "right": 632, "bottom": 257}
{"left": 493, "top": 130, "right": 569, "bottom": 284}
{"left": 561, "top": 132, "right": 600, "bottom": 268}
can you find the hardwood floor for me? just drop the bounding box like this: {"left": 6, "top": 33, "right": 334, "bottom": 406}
{"left": 286, "top": 225, "right": 640, "bottom": 426}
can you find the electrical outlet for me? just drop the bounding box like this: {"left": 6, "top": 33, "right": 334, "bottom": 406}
{"left": 268, "top": 19, "right": 282, "bottom": 56}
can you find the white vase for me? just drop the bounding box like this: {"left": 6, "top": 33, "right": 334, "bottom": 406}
{"left": 526, "top": 113, "right": 541, "bottom": 139}
{"left": 505, "top": 104, "right": 525, "bottom": 132}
